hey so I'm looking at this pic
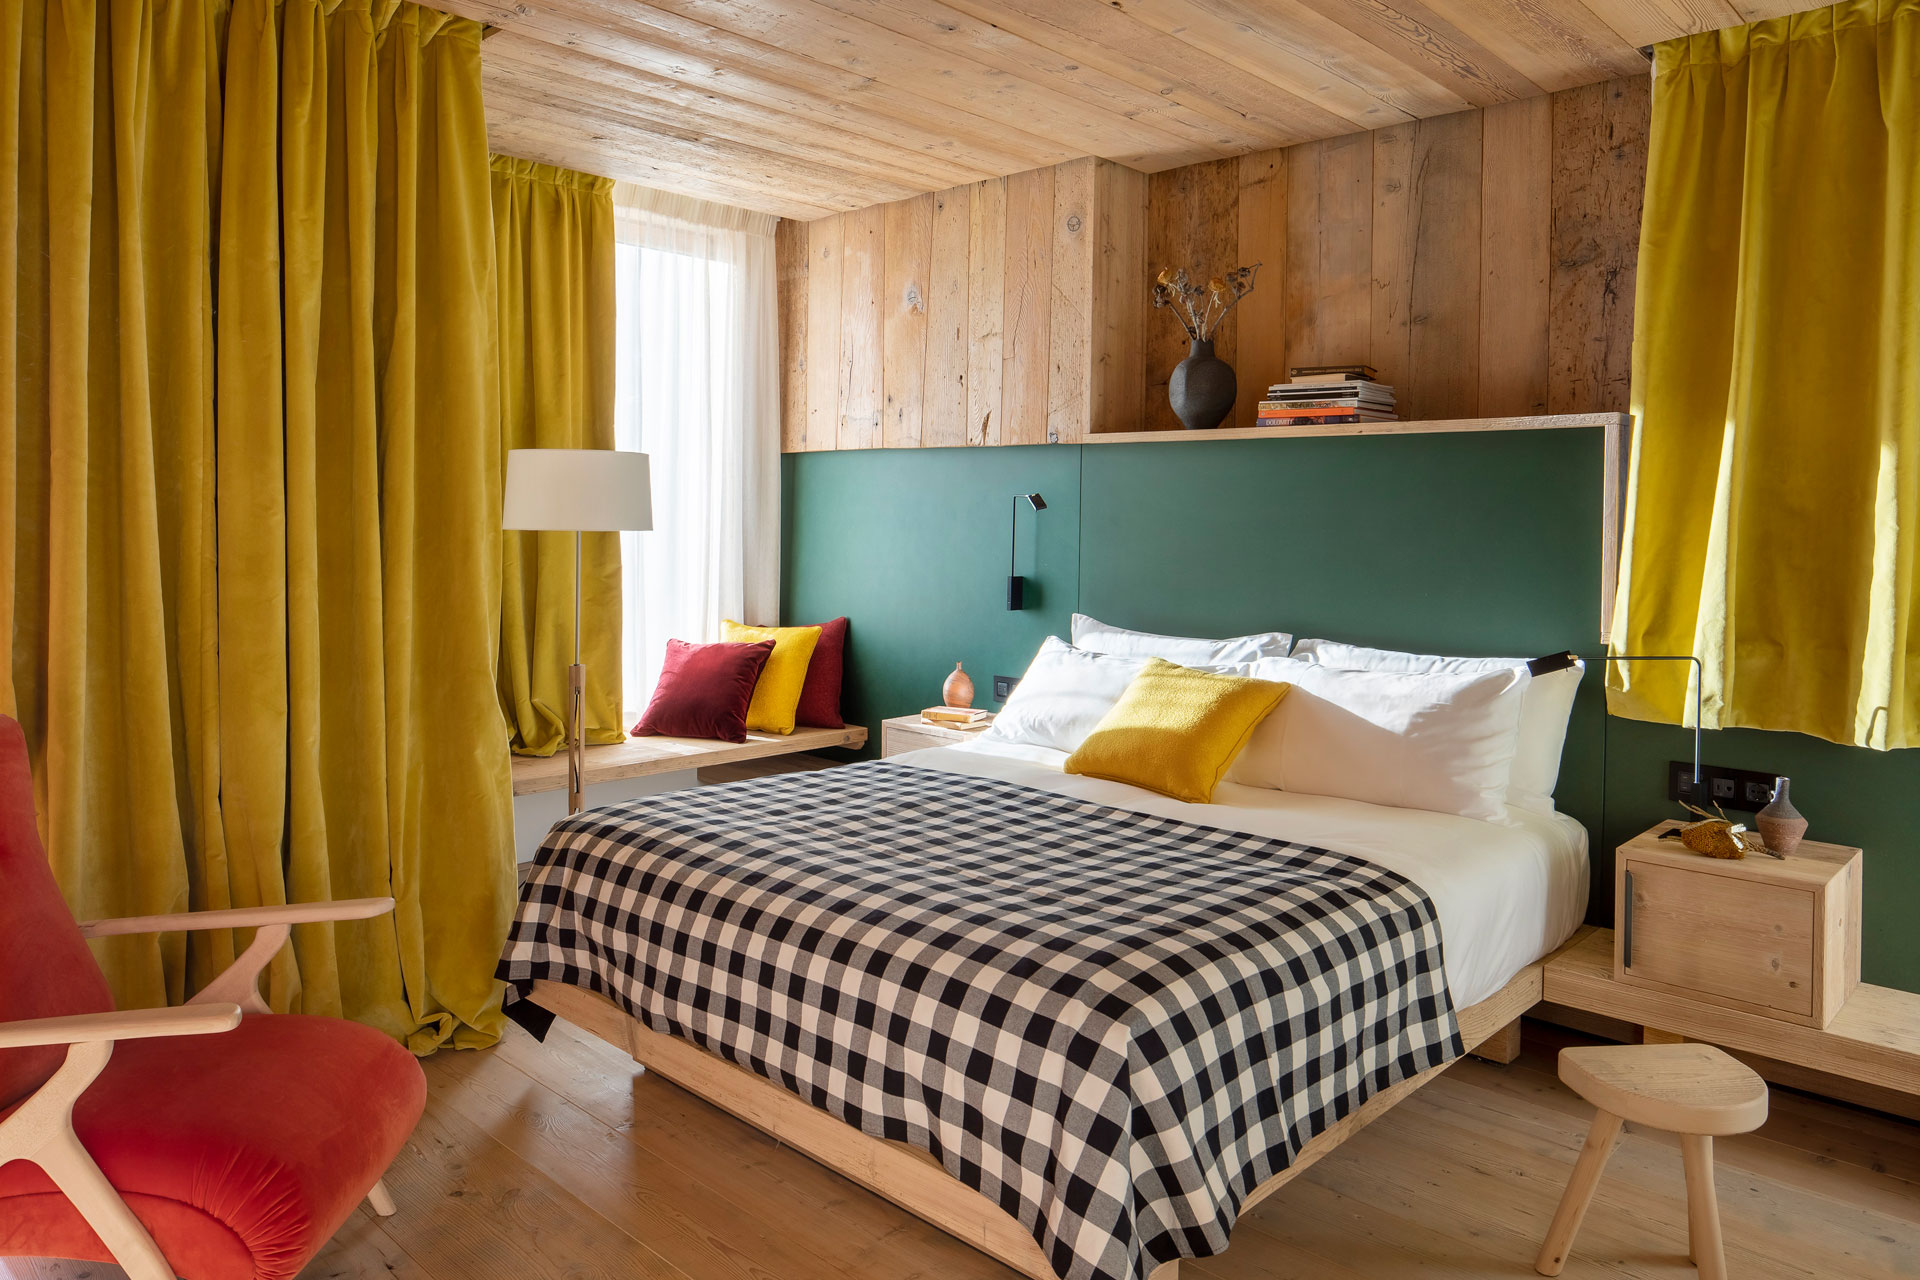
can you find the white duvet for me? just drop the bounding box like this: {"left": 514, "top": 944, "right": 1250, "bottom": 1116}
{"left": 904, "top": 737, "right": 1590, "bottom": 1009}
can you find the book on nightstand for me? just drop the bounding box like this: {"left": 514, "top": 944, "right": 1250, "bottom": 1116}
{"left": 920, "top": 706, "right": 992, "bottom": 729}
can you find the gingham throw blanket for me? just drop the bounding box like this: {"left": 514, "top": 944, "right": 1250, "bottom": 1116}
{"left": 498, "top": 762, "right": 1462, "bottom": 1280}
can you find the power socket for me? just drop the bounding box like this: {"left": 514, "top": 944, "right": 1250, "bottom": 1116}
{"left": 1667, "top": 760, "right": 1781, "bottom": 813}
{"left": 992, "top": 674, "right": 1019, "bottom": 702}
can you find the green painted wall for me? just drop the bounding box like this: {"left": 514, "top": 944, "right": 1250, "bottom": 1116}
{"left": 781, "top": 436, "right": 1920, "bottom": 993}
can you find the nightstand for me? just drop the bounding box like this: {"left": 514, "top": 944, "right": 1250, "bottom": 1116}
{"left": 1615, "top": 821, "right": 1862, "bottom": 1029}
{"left": 880, "top": 714, "right": 992, "bottom": 757}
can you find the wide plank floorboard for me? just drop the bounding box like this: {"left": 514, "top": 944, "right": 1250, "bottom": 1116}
{"left": 5, "top": 1018, "right": 1915, "bottom": 1280}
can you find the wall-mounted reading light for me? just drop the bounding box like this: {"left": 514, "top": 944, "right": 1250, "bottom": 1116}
{"left": 1008, "top": 493, "right": 1047, "bottom": 610}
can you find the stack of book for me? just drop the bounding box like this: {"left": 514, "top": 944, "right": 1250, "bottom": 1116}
{"left": 921, "top": 706, "right": 993, "bottom": 732}
{"left": 1256, "top": 365, "right": 1398, "bottom": 426}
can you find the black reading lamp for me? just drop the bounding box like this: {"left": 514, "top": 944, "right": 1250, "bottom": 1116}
{"left": 1007, "top": 493, "right": 1047, "bottom": 610}
{"left": 1527, "top": 650, "right": 1703, "bottom": 796}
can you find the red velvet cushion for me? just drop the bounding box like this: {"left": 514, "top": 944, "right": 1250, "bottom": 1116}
{"left": 631, "top": 639, "right": 775, "bottom": 742}
{"left": 0, "top": 715, "right": 115, "bottom": 1111}
{"left": 0, "top": 1013, "right": 426, "bottom": 1280}
{"left": 792, "top": 616, "right": 848, "bottom": 729}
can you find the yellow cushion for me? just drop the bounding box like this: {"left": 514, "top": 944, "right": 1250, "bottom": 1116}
{"left": 721, "top": 620, "right": 822, "bottom": 735}
{"left": 1064, "top": 659, "right": 1289, "bottom": 804}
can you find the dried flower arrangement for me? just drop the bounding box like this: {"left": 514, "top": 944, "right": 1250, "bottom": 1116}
{"left": 1673, "top": 802, "right": 1770, "bottom": 859}
{"left": 1152, "top": 263, "right": 1261, "bottom": 342}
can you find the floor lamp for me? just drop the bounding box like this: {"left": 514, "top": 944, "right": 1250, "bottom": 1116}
{"left": 502, "top": 448, "right": 653, "bottom": 814}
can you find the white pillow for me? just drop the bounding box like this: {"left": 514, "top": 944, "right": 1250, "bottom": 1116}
{"left": 1290, "top": 639, "right": 1582, "bottom": 815}
{"left": 1071, "top": 613, "right": 1292, "bottom": 666}
{"left": 981, "top": 637, "right": 1147, "bottom": 754}
{"left": 1230, "top": 656, "right": 1528, "bottom": 823}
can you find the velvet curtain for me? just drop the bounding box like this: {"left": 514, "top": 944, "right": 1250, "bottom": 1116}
{"left": 0, "top": 0, "right": 514, "bottom": 1050}
{"left": 1611, "top": 1, "right": 1920, "bottom": 748}
{"left": 492, "top": 156, "right": 624, "bottom": 753}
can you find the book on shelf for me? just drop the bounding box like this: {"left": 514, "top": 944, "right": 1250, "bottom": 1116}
{"left": 1257, "top": 396, "right": 1396, "bottom": 411}
{"left": 1288, "top": 363, "right": 1378, "bottom": 379}
{"left": 921, "top": 706, "right": 993, "bottom": 727}
{"left": 1255, "top": 410, "right": 1398, "bottom": 424}
{"left": 1264, "top": 380, "right": 1394, "bottom": 399}
{"left": 1253, "top": 414, "right": 1390, "bottom": 427}
{"left": 1284, "top": 372, "right": 1381, "bottom": 386}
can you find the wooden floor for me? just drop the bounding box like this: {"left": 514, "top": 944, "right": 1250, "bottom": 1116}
{"left": 5, "top": 1017, "right": 1916, "bottom": 1280}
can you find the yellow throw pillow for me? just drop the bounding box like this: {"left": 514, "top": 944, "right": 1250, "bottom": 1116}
{"left": 1064, "top": 658, "right": 1289, "bottom": 804}
{"left": 721, "top": 620, "right": 822, "bottom": 735}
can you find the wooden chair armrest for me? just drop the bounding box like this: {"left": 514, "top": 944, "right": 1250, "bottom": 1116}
{"left": 77, "top": 896, "right": 395, "bottom": 938}
{"left": 0, "top": 1003, "right": 243, "bottom": 1049}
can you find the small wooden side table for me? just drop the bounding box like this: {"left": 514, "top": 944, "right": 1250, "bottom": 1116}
{"left": 1536, "top": 1043, "right": 1768, "bottom": 1280}
{"left": 880, "top": 714, "right": 993, "bottom": 758}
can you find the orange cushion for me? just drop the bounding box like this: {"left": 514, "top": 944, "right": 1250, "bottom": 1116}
{"left": 0, "top": 1013, "right": 425, "bottom": 1280}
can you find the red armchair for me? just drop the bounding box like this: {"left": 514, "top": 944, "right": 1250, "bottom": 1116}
{"left": 0, "top": 717, "right": 427, "bottom": 1279}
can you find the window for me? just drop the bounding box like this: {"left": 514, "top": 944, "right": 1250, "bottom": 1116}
{"left": 610, "top": 188, "right": 782, "bottom": 720}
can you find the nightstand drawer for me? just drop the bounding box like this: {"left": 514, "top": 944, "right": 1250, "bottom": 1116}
{"left": 881, "top": 723, "right": 952, "bottom": 757}
{"left": 1622, "top": 858, "right": 1815, "bottom": 1018}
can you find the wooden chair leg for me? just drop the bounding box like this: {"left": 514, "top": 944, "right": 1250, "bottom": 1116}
{"left": 366, "top": 1176, "right": 398, "bottom": 1217}
{"left": 35, "top": 1125, "right": 177, "bottom": 1280}
{"left": 1681, "top": 1134, "right": 1726, "bottom": 1280}
{"left": 1535, "top": 1109, "right": 1624, "bottom": 1277}
{"left": 0, "top": 1041, "right": 176, "bottom": 1280}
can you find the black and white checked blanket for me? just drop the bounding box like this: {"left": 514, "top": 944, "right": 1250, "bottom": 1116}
{"left": 499, "top": 762, "right": 1462, "bottom": 1280}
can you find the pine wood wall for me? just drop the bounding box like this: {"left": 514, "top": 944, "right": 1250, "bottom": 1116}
{"left": 778, "top": 74, "right": 1648, "bottom": 450}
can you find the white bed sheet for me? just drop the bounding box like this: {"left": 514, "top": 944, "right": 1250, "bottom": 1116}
{"left": 901, "top": 737, "right": 1589, "bottom": 1009}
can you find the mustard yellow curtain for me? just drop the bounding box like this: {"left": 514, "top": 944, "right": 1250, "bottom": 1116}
{"left": 492, "top": 156, "right": 623, "bottom": 753}
{"left": 1, "top": 0, "right": 515, "bottom": 1051}
{"left": 1611, "top": 1, "right": 1920, "bottom": 748}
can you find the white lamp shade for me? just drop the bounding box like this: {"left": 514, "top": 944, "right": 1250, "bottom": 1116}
{"left": 502, "top": 448, "right": 653, "bottom": 532}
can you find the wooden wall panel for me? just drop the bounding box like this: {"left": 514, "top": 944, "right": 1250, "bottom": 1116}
{"left": 1549, "top": 75, "right": 1649, "bottom": 416}
{"left": 1371, "top": 110, "right": 1482, "bottom": 421}
{"left": 838, "top": 204, "right": 886, "bottom": 450}
{"left": 777, "top": 75, "right": 1648, "bottom": 449}
{"left": 1144, "top": 159, "right": 1240, "bottom": 432}
{"left": 803, "top": 215, "right": 843, "bottom": 452}
{"left": 966, "top": 176, "right": 1008, "bottom": 446}
{"left": 1091, "top": 160, "right": 1147, "bottom": 436}
{"left": 1002, "top": 166, "right": 1056, "bottom": 446}
{"left": 1480, "top": 95, "right": 1553, "bottom": 417}
{"left": 1048, "top": 158, "right": 1095, "bottom": 444}
{"left": 924, "top": 186, "right": 972, "bottom": 447}
{"left": 1233, "top": 149, "right": 1288, "bottom": 430}
{"left": 1284, "top": 132, "right": 1373, "bottom": 372}
{"left": 777, "top": 218, "right": 810, "bottom": 451}
{"left": 882, "top": 193, "right": 933, "bottom": 448}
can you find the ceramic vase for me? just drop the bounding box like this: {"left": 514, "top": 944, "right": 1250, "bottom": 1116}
{"left": 1169, "top": 338, "right": 1236, "bottom": 431}
{"left": 942, "top": 662, "right": 974, "bottom": 709}
{"left": 1756, "top": 775, "right": 1808, "bottom": 857}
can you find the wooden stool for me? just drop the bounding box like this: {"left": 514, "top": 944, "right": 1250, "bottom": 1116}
{"left": 1535, "top": 1043, "right": 1768, "bottom": 1280}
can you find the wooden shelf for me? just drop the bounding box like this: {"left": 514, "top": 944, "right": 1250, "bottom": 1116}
{"left": 1543, "top": 926, "right": 1920, "bottom": 1100}
{"left": 511, "top": 724, "right": 867, "bottom": 796}
{"left": 1084, "top": 412, "right": 1628, "bottom": 445}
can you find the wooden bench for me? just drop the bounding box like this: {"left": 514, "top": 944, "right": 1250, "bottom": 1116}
{"left": 510, "top": 724, "right": 868, "bottom": 795}
{"left": 509, "top": 725, "right": 867, "bottom": 860}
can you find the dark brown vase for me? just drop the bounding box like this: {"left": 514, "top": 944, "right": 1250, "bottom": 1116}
{"left": 1756, "top": 776, "right": 1808, "bottom": 857}
{"left": 942, "top": 662, "right": 974, "bottom": 709}
{"left": 1169, "top": 338, "right": 1236, "bottom": 430}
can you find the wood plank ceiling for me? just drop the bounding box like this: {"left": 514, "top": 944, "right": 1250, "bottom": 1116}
{"left": 439, "top": 0, "right": 1804, "bottom": 220}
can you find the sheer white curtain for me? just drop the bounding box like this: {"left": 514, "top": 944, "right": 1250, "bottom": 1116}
{"left": 612, "top": 185, "right": 782, "bottom": 718}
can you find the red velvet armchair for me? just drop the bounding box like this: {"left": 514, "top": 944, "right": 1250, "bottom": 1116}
{"left": 0, "top": 717, "right": 427, "bottom": 1279}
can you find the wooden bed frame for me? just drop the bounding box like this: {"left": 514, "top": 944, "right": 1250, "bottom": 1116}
{"left": 526, "top": 952, "right": 1546, "bottom": 1280}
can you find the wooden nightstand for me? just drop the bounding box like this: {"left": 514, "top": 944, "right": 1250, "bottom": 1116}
{"left": 1616, "top": 822, "right": 1862, "bottom": 1028}
{"left": 880, "top": 714, "right": 992, "bottom": 757}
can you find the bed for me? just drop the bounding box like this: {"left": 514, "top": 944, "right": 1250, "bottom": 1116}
{"left": 501, "top": 737, "right": 1589, "bottom": 1280}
